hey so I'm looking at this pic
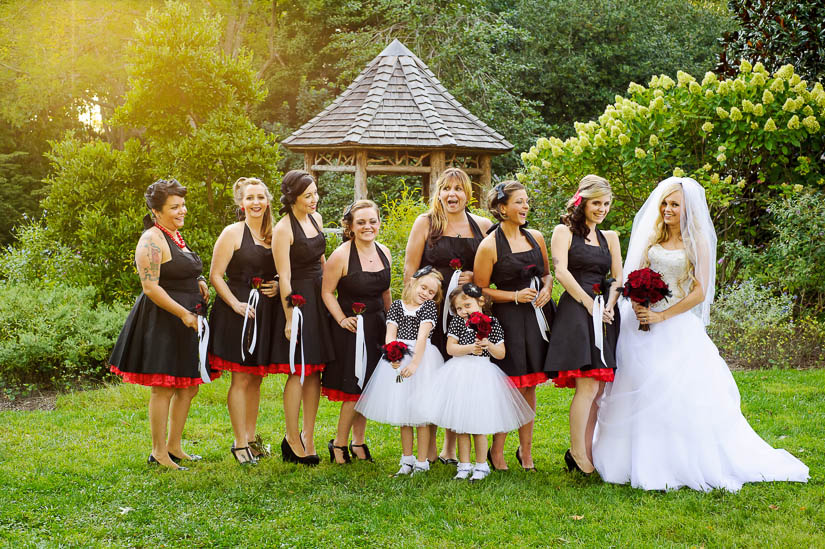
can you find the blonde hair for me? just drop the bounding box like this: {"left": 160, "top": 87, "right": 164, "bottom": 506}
{"left": 643, "top": 181, "right": 694, "bottom": 292}
{"left": 341, "top": 199, "right": 380, "bottom": 241}
{"left": 402, "top": 270, "right": 444, "bottom": 305}
{"left": 426, "top": 168, "right": 474, "bottom": 243}
{"left": 233, "top": 177, "right": 273, "bottom": 245}
{"left": 561, "top": 174, "right": 612, "bottom": 238}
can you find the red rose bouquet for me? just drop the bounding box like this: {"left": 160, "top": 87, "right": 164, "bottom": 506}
{"left": 352, "top": 302, "right": 366, "bottom": 315}
{"left": 466, "top": 311, "right": 493, "bottom": 340}
{"left": 382, "top": 341, "right": 411, "bottom": 383}
{"left": 449, "top": 258, "right": 463, "bottom": 271}
{"left": 618, "top": 268, "right": 672, "bottom": 331}
{"left": 250, "top": 277, "right": 264, "bottom": 290}
{"left": 287, "top": 292, "right": 306, "bottom": 308}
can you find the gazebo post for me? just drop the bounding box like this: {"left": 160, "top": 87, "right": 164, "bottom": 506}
{"left": 429, "top": 150, "right": 445, "bottom": 197}
{"left": 304, "top": 151, "right": 317, "bottom": 182}
{"left": 478, "top": 154, "right": 491, "bottom": 203}
{"left": 354, "top": 150, "right": 368, "bottom": 200}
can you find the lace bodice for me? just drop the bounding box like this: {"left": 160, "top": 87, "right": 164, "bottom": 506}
{"left": 647, "top": 244, "right": 691, "bottom": 312}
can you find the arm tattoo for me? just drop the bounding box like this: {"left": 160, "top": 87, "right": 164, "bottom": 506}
{"left": 138, "top": 241, "right": 162, "bottom": 282}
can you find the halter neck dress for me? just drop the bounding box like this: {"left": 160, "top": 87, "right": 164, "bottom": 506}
{"left": 271, "top": 211, "right": 334, "bottom": 374}
{"left": 488, "top": 226, "right": 554, "bottom": 387}
{"left": 208, "top": 223, "right": 279, "bottom": 376}
{"left": 420, "top": 211, "right": 484, "bottom": 358}
{"left": 110, "top": 230, "right": 220, "bottom": 387}
{"left": 545, "top": 229, "right": 619, "bottom": 387}
{"left": 321, "top": 241, "right": 391, "bottom": 401}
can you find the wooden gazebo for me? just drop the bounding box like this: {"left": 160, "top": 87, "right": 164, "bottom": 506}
{"left": 282, "top": 39, "right": 513, "bottom": 201}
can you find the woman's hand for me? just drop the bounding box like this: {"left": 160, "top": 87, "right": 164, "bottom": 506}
{"left": 458, "top": 270, "right": 474, "bottom": 285}
{"left": 516, "top": 287, "right": 538, "bottom": 304}
{"left": 284, "top": 322, "right": 292, "bottom": 341}
{"left": 182, "top": 312, "right": 199, "bottom": 331}
{"left": 602, "top": 305, "right": 615, "bottom": 324}
{"left": 232, "top": 301, "right": 255, "bottom": 319}
{"left": 400, "top": 361, "right": 419, "bottom": 378}
{"left": 260, "top": 279, "right": 279, "bottom": 298}
{"left": 391, "top": 360, "right": 402, "bottom": 370}
{"left": 633, "top": 303, "right": 664, "bottom": 324}
{"left": 198, "top": 280, "right": 209, "bottom": 303}
{"left": 339, "top": 316, "right": 358, "bottom": 333}
{"left": 534, "top": 285, "right": 552, "bottom": 308}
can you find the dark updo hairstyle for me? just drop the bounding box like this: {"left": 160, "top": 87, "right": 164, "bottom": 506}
{"left": 279, "top": 169, "right": 316, "bottom": 215}
{"left": 143, "top": 179, "right": 187, "bottom": 229}
{"left": 560, "top": 174, "right": 612, "bottom": 240}
{"left": 486, "top": 180, "right": 525, "bottom": 222}
{"left": 340, "top": 199, "right": 381, "bottom": 242}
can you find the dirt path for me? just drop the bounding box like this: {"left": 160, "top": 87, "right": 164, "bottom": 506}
{"left": 0, "top": 391, "right": 58, "bottom": 411}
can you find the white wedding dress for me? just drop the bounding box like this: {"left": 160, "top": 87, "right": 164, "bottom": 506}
{"left": 592, "top": 244, "right": 809, "bottom": 492}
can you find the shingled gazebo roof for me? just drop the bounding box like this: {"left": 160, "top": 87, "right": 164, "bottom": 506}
{"left": 282, "top": 40, "right": 513, "bottom": 152}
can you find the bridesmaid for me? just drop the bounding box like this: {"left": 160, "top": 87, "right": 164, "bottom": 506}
{"left": 321, "top": 200, "right": 392, "bottom": 464}
{"left": 544, "top": 175, "right": 622, "bottom": 475}
{"left": 271, "top": 170, "right": 334, "bottom": 465}
{"left": 473, "top": 181, "right": 554, "bottom": 471}
{"left": 404, "top": 167, "right": 492, "bottom": 464}
{"left": 208, "top": 177, "right": 279, "bottom": 465}
{"left": 109, "top": 179, "right": 219, "bottom": 470}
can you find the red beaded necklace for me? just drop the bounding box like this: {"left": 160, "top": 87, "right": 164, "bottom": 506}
{"left": 154, "top": 222, "right": 186, "bottom": 249}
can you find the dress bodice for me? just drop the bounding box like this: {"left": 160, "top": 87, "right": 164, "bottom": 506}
{"left": 336, "top": 242, "right": 390, "bottom": 314}
{"left": 489, "top": 226, "right": 545, "bottom": 291}
{"left": 647, "top": 244, "right": 691, "bottom": 311}
{"left": 567, "top": 230, "right": 612, "bottom": 296}
{"left": 421, "top": 212, "right": 484, "bottom": 280}
{"left": 158, "top": 232, "right": 202, "bottom": 293}
{"left": 288, "top": 211, "right": 325, "bottom": 280}
{"left": 225, "top": 224, "right": 277, "bottom": 286}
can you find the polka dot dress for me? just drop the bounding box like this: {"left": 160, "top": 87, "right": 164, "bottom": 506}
{"left": 386, "top": 300, "right": 438, "bottom": 340}
{"left": 446, "top": 315, "right": 504, "bottom": 358}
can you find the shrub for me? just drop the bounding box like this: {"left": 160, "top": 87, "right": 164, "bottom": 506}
{"left": 708, "top": 280, "right": 825, "bottom": 369}
{"left": 0, "top": 219, "right": 84, "bottom": 286}
{"left": 0, "top": 283, "right": 129, "bottom": 395}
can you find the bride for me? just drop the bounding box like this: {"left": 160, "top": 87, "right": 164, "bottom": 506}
{"left": 592, "top": 177, "right": 809, "bottom": 492}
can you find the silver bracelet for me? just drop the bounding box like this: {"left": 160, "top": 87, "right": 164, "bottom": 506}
{"left": 513, "top": 289, "right": 519, "bottom": 304}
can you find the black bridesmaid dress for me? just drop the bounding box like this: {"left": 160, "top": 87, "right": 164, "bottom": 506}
{"left": 271, "top": 212, "right": 334, "bottom": 374}
{"left": 545, "top": 229, "right": 619, "bottom": 387}
{"left": 420, "top": 212, "right": 484, "bottom": 358}
{"left": 321, "top": 242, "right": 390, "bottom": 401}
{"left": 488, "top": 226, "right": 555, "bottom": 387}
{"left": 110, "top": 231, "right": 220, "bottom": 387}
{"left": 208, "top": 223, "right": 279, "bottom": 376}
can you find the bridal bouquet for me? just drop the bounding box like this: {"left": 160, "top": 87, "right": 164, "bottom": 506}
{"left": 618, "top": 268, "right": 671, "bottom": 331}
{"left": 466, "top": 311, "right": 492, "bottom": 340}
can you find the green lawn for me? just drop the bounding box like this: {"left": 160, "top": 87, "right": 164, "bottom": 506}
{"left": 1, "top": 369, "right": 822, "bottom": 547}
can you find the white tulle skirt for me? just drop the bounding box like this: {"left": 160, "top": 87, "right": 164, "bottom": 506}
{"left": 426, "top": 355, "right": 535, "bottom": 434}
{"left": 354, "top": 339, "right": 443, "bottom": 427}
{"left": 593, "top": 301, "right": 809, "bottom": 492}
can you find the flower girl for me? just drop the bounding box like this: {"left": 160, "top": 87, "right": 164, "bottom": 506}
{"left": 428, "top": 284, "right": 535, "bottom": 481}
{"left": 355, "top": 266, "right": 444, "bottom": 476}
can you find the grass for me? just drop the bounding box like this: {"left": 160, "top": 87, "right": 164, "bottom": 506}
{"left": 0, "top": 369, "right": 823, "bottom": 547}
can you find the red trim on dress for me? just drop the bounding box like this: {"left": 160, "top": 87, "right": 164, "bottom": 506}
{"left": 552, "top": 368, "right": 615, "bottom": 389}
{"left": 509, "top": 371, "right": 549, "bottom": 388}
{"left": 321, "top": 387, "right": 360, "bottom": 402}
{"left": 267, "top": 362, "right": 326, "bottom": 376}
{"left": 109, "top": 365, "right": 221, "bottom": 388}
{"left": 209, "top": 353, "right": 273, "bottom": 377}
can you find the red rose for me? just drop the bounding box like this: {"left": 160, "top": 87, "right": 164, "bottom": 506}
{"left": 466, "top": 311, "right": 493, "bottom": 340}
{"left": 617, "top": 268, "right": 673, "bottom": 330}
{"left": 449, "top": 258, "right": 463, "bottom": 271}
{"left": 352, "top": 302, "right": 366, "bottom": 315}
{"left": 592, "top": 283, "right": 602, "bottom": 295}
{"left": 251, "top": 277, "right": 264, "bottom": 289}
{"left": 287, "top": 293, "right": 306, "bottom": 308}
{"left": 193, "top": 302, "right": 206, "bottom": 316}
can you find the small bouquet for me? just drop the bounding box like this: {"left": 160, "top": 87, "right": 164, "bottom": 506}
{"left": 618, "top": 268, "right": 671, "bottom": 331}
{"left": 251, "top": 277, "right": 264, "bottom": 290}
{"left": 287, "top": 292, "right": 306, "bottom": 308}
{"left": 382, "top": 341, "right": 411, "bottom": 383}
{"left": 522, "top": 263, "right": 542, "bottom": 280}
{"left": 466, "top": 311, "right": 492, "bottom": 340}
{"left": 352, "top": 302, "right": 366, "bottom": 315}
{"left": 449, "top": 258, "right": 463, "bottom": 271}
{"left": 193, "top": 302, "right": 207, "bottom": 317}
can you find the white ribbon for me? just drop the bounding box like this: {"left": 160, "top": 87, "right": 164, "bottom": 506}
{"left": 592, "top": 295, "right": 607, "bottom": 367}
{"left": 531, "top": 276, "right": 549, "bottom": 342}
{"left": 289, "top": 307, "right": 306, "bottom": 385}
{"left": 354, "top": 314, "right": 367, "bottom": 389}
{"left": 197, "top": 315, "right": 211, "bottom": 384}
{"left": 442, "top": 269, "right": 461, "bottom": 333}
{"left": 240, "top": 288, "right": 260, "bottom": 361}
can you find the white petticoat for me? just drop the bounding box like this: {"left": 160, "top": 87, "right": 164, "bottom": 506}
{"left": 426, "top": 354, "right": 535, "bottom": 434}
{"left": 354, "top": 339, "right": 443, "bottom": 427}
{"left": 593, "top": 301, "right": 810, "bottom": 492}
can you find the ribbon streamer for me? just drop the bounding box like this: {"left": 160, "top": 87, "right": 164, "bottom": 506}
{"left": 442, "top": 269, "right": 461, "bottom": 333}
{"left": 289, "top": 308, "right": 306, "bottom": 385}
{"left": 530, "top": 276, "right": 550, "bottom": 342}
{"left": 592, "top": 295, "right": 607, "bottom": 367}
{"left": 197, "top": 315, "right": 212, "bottom": 384}
{"left": 354, "top": 314, "right": 368, "bottom": 389}
{"left": 240, "top": 288, "right": 260, "bottom": 361}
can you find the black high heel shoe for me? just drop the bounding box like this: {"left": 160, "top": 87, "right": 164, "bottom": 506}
{"left": 147, "top": 453, "right": 188, "bottom": 471}
{"left": 328, "top": 440, "right": 352, "bottom": 464}
{"left": 299, "top": 431, "right": 321, "bottom": 466}
{"left": 169, "top": 452, "right": 202, "bottom": 464}
{"left": 231, "top": 446, "right": 257, "bottom": 466}
{"left": 564, "top": 449, "right": 592, "bottom": 476}
{"left": 516, "top": 447, "right": 536, "bottom": 472}
{"left": 349, "top": 442, "right": 374, "bottom": 462}
{"left": 281, "top": 437, "right": 318, "bottom": 466}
